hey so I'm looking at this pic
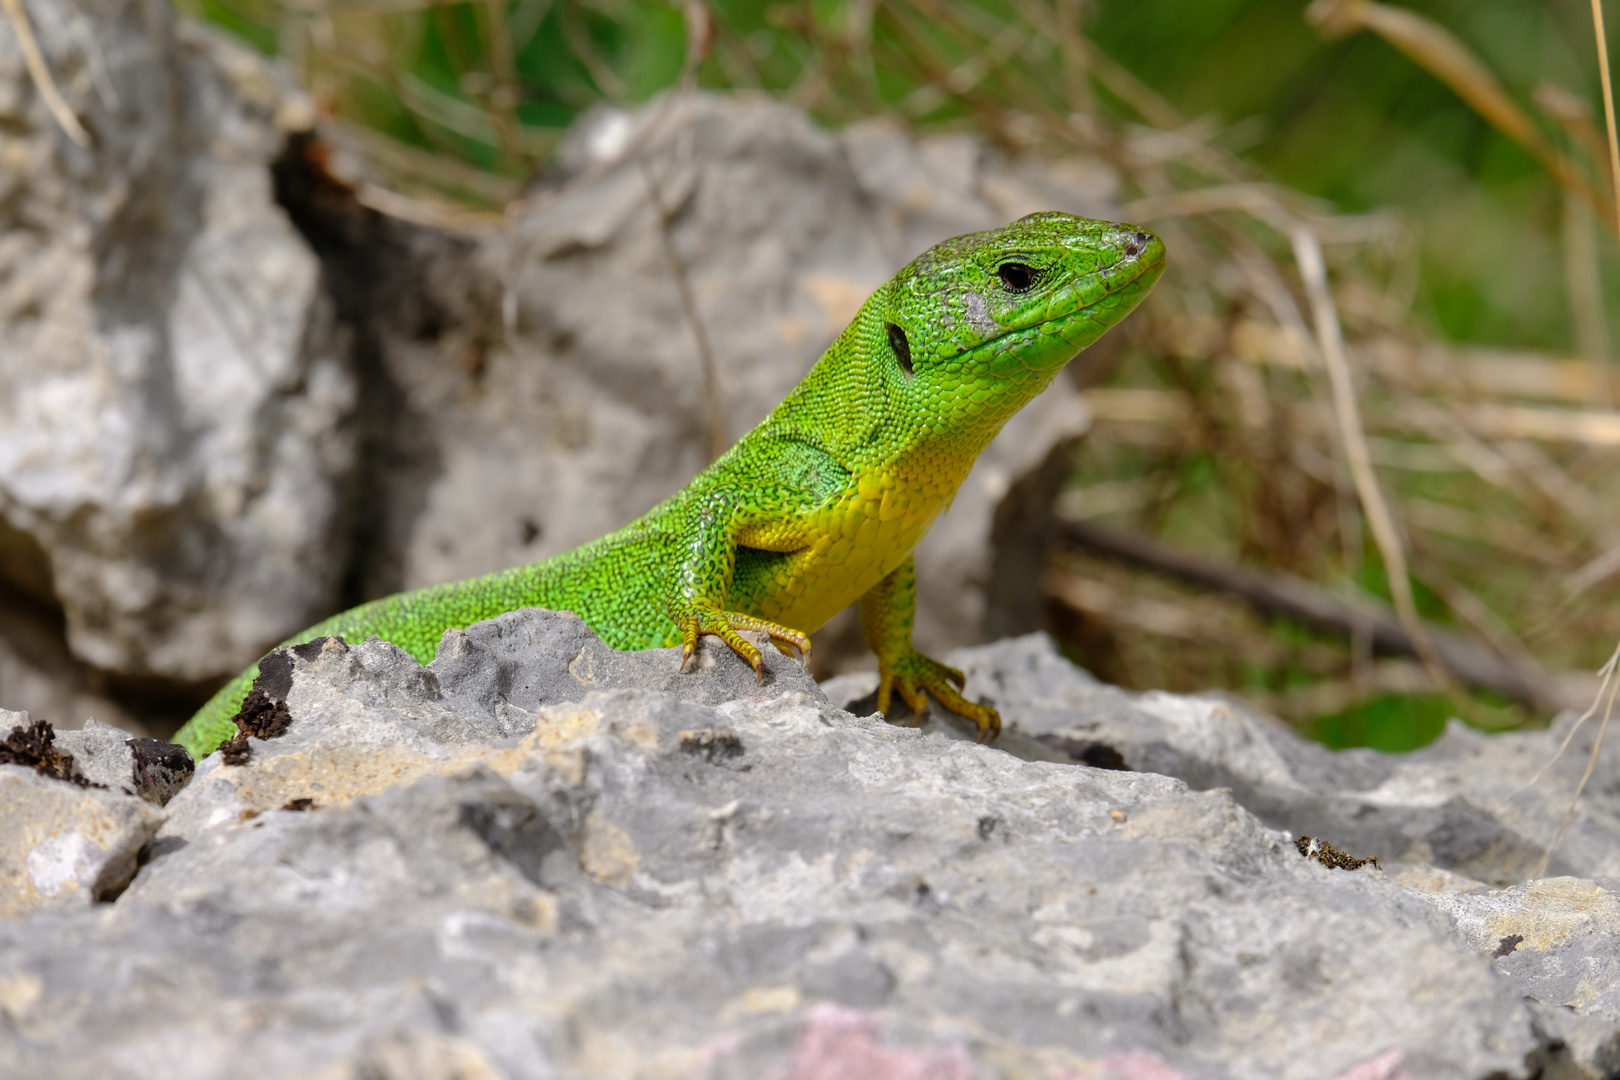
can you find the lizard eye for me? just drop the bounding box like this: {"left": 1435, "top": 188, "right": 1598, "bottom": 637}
{"left": 887, "top": 322, "right": 913, "bottom": 376}
{"left": 997, "top": 262, "right": 1035, "bottom": 293}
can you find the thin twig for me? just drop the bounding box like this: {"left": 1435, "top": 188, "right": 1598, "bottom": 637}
{"left": 635, "top": 2, "right": 724, "bottom": 462}
{"left": 1532, "top": 642, "right": 1620, "bottom": 876}
{"left": 1592, "top": 0, "right": 1620, "bottom": 238}
{"left": 1524, "top": 0, "right": 1620, "bottom": 879}
{"left": 1308, "top": 0, "right": 1611, "bottom": 228}
{"left": 1291, "top": 226, "right": 1461, "bottom": 701}
{"left": 1561, "top": 193, "right": 1611, "bottom": 400}
{"left": 1536, "top": 81, "right": 1612, "bottom": 174}
{"left": 1, "top": 0, "right": 91, "bottom": 146}
{"left": 1055, "top": 518, "right": 1575, "bottom": 711}
{"left": 1512, "top": 641, "right": 1620, "bottom": 800}
{"left": 641, "top": 160, "right": 727, "bottom": 463}
{"left": 504, "top": 0, "right": 710, "bottom": 221}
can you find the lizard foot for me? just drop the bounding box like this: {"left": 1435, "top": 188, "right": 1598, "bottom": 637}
{"left": 677, "top": 609, "right": 812, "bottom": 684}
{"left": 876, "top": 653, "right": 1001, "bottom": 742}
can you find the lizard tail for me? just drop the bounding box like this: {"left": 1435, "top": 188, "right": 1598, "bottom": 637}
{"left": 172, "top": 562, "right": 571, "bottom": 758}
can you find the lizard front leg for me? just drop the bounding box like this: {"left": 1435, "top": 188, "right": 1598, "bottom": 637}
{"left": 859, "top": 555, "right": 1001, "bottom": 741}
{"left": 668, "top": 489, "right": 812, "bottom": 683}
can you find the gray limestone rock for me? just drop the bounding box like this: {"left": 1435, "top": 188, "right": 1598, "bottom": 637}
{"left": 0, "top": 709, "right": 165, "bottom": 917}
{"left": 157, "top": 610, "right": 820, "bottom": 839}
{"left": 52, "top": 719, "right": 194, "bottom": 805}
{"left": 0, "top": 0, "right": 352, "bottom": 686}
{"left": 827, "top": 633, "right": 1620, "bottom": 887}
{"left": 5, "top": 609, "right": 1620, "bottom": 1078}
{"left": 429, "top": 606, "right": 823, "bottom": 724}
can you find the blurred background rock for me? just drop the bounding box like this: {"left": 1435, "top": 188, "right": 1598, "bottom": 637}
{"left": 2, "top": 0, "right": 1618, "bottom": 749}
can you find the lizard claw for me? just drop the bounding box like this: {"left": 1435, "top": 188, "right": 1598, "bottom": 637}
{"left": 673, "top": 607, "right": 812, "bottom": 683}
{"left": 875, "top": 653, "right": 1000, "bottom": 741}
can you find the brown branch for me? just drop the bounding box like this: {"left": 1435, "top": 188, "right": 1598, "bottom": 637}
{"left": 1054, "top": 518, "right": 1580, "bottom": 713}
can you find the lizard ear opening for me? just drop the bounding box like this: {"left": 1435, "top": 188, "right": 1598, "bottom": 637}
{"left": 887, "top": 322, "right": 913, "bottom": 377}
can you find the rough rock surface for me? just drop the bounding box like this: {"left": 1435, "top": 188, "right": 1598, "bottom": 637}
{"left": 0, "top": 710, "right": 165, "bottom": 917}
{"left": 4, "top": 611, "right": 1620, "bottom": 1078}
{"left": 0, "top": 0, "right": 350, "bottom": 687}
{"left": 826, "top": 635, "right": 1620, "bottom": 887}
{"left": 51, "top": 718, "right": 195, "bottom": 804}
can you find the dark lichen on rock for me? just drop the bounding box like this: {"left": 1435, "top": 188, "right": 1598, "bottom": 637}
{"left": 1296, "top": 834, "right": 1381, "bottom": 871}
{"left": 0, "top": 719, "right": 100, "bottom": 788}
{"left": 231, "top": 689, "right": 293, "bottom": 741}
{"left": 678, "top": 727, "right": 744, "bottom": 762}
{"left": 217, "top": 737, "right": 253, "bottom": 767}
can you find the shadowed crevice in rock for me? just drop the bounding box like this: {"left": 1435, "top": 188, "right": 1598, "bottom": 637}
{"left": 269, "top": 135, "right": 476, "bottom": 608}
{"left": 0, "top": 538, "right": 200, "bottom": 739}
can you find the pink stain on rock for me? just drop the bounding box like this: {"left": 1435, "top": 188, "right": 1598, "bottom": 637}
{"left": 1324, "top": 1049, "right": 1408, "bottom": 1080}
{"left": 1077, "top": 1047, "right": 1406, "bottom": 1080}
{"left": 1093, "top": 1049, "right": 1203, "bottom": 1080}
{"left": 786, "top": 1004, "right": 974, "bottom": 1080}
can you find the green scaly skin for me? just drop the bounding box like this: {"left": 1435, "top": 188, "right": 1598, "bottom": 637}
{"left": 176, "top": 212, "right": 1165, "bottom": 757}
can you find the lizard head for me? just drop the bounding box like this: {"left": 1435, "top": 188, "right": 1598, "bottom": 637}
{"left": 875, "top": 211, "right": 1164, "bottom": 423}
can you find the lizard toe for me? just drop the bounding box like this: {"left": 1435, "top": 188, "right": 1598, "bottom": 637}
{"left": 672, "top": 607, "right": 808, "bottom": 684}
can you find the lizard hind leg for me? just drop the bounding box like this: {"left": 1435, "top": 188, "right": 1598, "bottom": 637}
{"left": 860, "top": 554, "right": 1002, "bottom": 741}
{"left": 677, "top": 608, "right": 812, "bottom": 683}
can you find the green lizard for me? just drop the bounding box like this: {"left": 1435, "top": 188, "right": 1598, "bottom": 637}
{"left": 176, "top": 211, "right": 1164, "bottom": 756}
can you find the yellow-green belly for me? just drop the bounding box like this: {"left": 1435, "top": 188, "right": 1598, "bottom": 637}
{"left": 730, "top": 467, "right": 957, "bottom": 634}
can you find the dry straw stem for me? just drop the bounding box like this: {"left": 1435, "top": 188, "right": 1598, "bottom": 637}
{"left": 354, "top": 181, "right": 503, "bottom": 228}
{"left": 2, "top": 0, "right": 91, "bottom": 146}
{"left": 1291, "top": 226, "right": 1461, "bottom": 700}
{"left": 1054, "top": 517, "right": 1575, "bottom": 711}
{"left": 1536, "top": 81, "right": 1613, "bottom": 175}
{"left": 1591, "top": 0, "right": 1620, "bottom": 237}
{"left": 1518, "top": 639, "right": 1620, "bottom": 876}
{"left": 1306, "top": 0, "right": 1612, "bottom": 229}
{"left": 502, "top": 0, "right": 711, "bottom": 222}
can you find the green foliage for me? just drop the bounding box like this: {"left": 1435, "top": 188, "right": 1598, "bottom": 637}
{"left": 1306, "top": 692, "right": 1455, "bottom": 751}
{"left": 1089, "top": 0, "right": 1613, "bottom": 351}
{"left": 1306, "top": 687, "right": 1523, "bottom": 752}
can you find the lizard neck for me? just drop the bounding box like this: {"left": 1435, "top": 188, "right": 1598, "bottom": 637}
{"left": 780, "top": 302, "right": 1064, "bottom": 472}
